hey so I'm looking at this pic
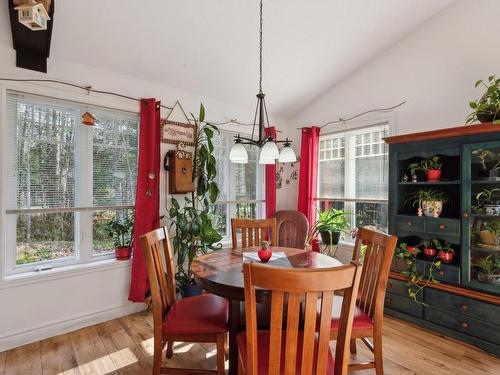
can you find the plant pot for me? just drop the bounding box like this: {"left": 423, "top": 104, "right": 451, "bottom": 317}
{"left": 438, "top": 251, "right": 454, "bottom": 264}
{"left": 422, "top": 200, "right": 443, "bottom": 217}
{"left": 423, "top": 247, "right": 437, "bottom": 258}
{"left": 257, "top": 249, "right": 272, "bottom": 263}
{"left": 478, "top": 169, "right": 500, "bottom": 181}
{"left": 477, "top": 111, "right": 500, "bottom": 124}
{"left": 115, "top": 246, "right": 132, "bottom": 260}
{"left": 479, "top": 230, "right": 499, "bottom": 246}
{"left": 477, "top": 272, "right": 500, "bottom": 285}
{"left": 319, "top": 231, "right": 341, "bottom": 246}
{"left": 391, "top": 258, "right": 411, "bottom": 272}
{"left": 484, "top": 204, "right": 500, "bottom": 216}
{"left": 426, "top": 169, "right": 442, "bottom": 182}
{"left": 182, "top": 284, "right": 203, "bottom": 298}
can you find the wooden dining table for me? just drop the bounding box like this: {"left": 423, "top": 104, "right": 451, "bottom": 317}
{"left": 191, "top": 246, "right": 343, "bottom": 375}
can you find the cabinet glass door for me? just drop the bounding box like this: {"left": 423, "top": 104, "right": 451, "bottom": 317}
{"left": 463, "top": 142, "right": 500, "bottom": 295}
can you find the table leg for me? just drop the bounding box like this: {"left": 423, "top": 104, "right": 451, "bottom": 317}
{"left": 228, "top": 299, "right": 241, "bottom": 375}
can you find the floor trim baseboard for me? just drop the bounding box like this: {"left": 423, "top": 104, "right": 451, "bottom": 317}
{"left": 0, "top": 303, "right": 146, "bottom": 352}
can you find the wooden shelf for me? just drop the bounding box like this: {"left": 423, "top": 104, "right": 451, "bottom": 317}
{"left": 398, "top": 181, "right": 460, "bottom": 186}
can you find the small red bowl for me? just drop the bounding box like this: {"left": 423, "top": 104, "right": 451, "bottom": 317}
{"left": 258, "top": 249, "right": 272, "bottom": 263}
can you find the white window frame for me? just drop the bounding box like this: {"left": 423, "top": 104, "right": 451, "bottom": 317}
{"left": 0, "top": 82, "right": 139, "bottom": 281}
{"left": 317, "top": 117, "right": 394, "bottom": 242}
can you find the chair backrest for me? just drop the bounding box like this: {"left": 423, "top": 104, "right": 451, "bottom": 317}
{"left": 141, "top": 227, "right": 177, "bottom": 336}
{"left": 351, "top": 227, "right": 397, "bottom": 324}
{"left": 231, "top": 218, "right": 277, "bottom": 250}
{"left": 272, "top": 210, "right": 309, "bottom": 249}
{"left": 243, "top": 261, "right": 362, "bottom": 375}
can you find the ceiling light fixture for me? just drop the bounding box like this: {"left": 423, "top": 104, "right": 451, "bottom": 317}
{"left": 229, "top": 0, "right": 296, "bottom": 165}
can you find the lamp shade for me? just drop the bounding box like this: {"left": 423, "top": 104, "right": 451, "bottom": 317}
{"left": 229, "top": 142, "right": 248, "bottom": 164}
{"left": 278, "top": 145, "right": 297, "bottom": 163}
{"left": 260, "top": 140, "right": 279, "bottom": 159}
{"left": 259, "top": 154, "right": 276, "bottom": 164}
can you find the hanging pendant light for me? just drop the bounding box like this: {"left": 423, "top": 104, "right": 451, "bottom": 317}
{"left": 229, "top": 0, "right": 296, "bottom": 164}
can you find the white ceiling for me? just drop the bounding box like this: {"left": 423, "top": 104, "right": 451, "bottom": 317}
{"left": 24, "top": 1, "right": 456, "bottom": 115}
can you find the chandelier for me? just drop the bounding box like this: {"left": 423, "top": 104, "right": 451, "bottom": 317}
{"left": 229, "top": 0, "right": 296, "bottom": 165}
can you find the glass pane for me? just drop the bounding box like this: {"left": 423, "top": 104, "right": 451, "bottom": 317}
{"left": 325, "top": 150, "right": 332, "bottom": 160}
{"left": 319, "top": 150, "right": 325, "bottom": 160}
{"left": 355, "top": 135, "right": 361, "bottom": 145}
{"left": 355, "top": 155, "right": 388, "bottom": 199}
{"left": 235, "top": 202, "right": 257, "bottom": 219}
{"left": 93, "top": 209, "right": 134, "bottom": 256}
{"left": 355, "top": 145, "right": 362, "bottom": 156}
{"left": 211, "top": 204, "right": 228, "bottom": 238}
{"left": 318, "top": 160, "right": 345, "bottom": 198}
{"left": 16, "top": 212, "right": 75, "bottom": 265}
{"left": 325, "top": 140, "right": 332, "bottom": 149}
{"left": 332, "top": 139, "right": 338, "bottom": 148}
{"left": 364, "top": 144, "right": 370, "bottom": 155}
{"left": 372, "top": 143, "right": 380, "bottom": 154}
{"left": 355, "top": 202, "right": 388, "bottom": 233}
{"left": 364, "top": 133, "right": 371, "bottom": 143}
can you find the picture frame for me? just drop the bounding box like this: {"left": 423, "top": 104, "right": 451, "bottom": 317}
{"left": 161, "top": 119, "right": 196, "bottom": 146}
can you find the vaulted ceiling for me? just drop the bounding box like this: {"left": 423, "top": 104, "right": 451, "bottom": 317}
{"left": 6, "top": 0, "right": 455, "bottom": 116}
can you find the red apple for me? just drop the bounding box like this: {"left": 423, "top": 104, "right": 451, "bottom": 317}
{"left": 258, "top": 249, "right": 272, "bottom": 263}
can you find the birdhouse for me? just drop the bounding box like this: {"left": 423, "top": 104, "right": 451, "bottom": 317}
{"left": 82, "top": 112, "right": 96, "bottom": 126}
{"left": 15, "top": 1, "right": 51, "bottom": 31}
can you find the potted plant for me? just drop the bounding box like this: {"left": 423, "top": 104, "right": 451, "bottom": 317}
{"left": 472, "top": 148, "right": 500, "bottom": 180}
{"left": 433, "top": 239, "right": 455, "bottom": 264}
{"left": 472, "top": 255, "right": 500, "bottom": 285}
{"left": 168, "top": 104, "right": 222, "bottom": 297}
{"left": 306, "top": 208, "right": 349, "bottom": 248}
{"left": 421, "top": 156, "right": 442, "bottom": 181}
{"left": 478, "top": 220, "right": 500, "bottom": 247}
{"left": 405, "top": 188, "right": 447, "bottom": 217}
{"left": 476, "top": 188, "right": 500, "bottom": 215}
{"left": 407, "top": 162, "right": 421, "bottom": 182}
{"left": 105, "top": 211, "right": 134, "bottom": 260}
{"left": 466, "top": 75, "right": 500, "bottom": 124}
{"left": 391, "top": 242, "right": 420, "bottom": 272}
{"left": 421, "top": 240, "right": 437, "bottom": 258}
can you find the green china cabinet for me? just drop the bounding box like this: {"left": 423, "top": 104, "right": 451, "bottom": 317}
{"left": 385, "top": 124, "right": 500, "bottom": 357}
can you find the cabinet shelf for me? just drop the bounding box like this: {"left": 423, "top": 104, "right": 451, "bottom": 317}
{"left": 470, "top": 214, "right": 500, "bottom": 219}
{"left": 471, "top": 246, "right": 500, "bottom": 253}
{"left": 471, "top": 180, "right": 500, "bottom": 184}
{"left": 398, "top": 180, "right": 460, "bottom": 186}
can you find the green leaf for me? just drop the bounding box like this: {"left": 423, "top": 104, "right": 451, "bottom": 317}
{"left": 171, "top": 198, "right": 180, "bottom": 209}
{"left": 204, "top": 127, "right": 213, "bottom": 139}
{"left": 209, "top": 182, "right": 219, "bottom": 203}
{"left": 475, "top": 80, "right": 483, "bottom": 88}
{"left": 469, "top": 101, "right": 478, "bottom": 109}
{"left": 199, "top": 103, "right": 205, "bottom": 122}
{"left": 493, "top": 119, "right": 500, "bottom": 124}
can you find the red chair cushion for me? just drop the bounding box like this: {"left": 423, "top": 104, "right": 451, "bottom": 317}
{"left": 163, "top": 294, "right": 228, "bottom": 335}
{"left": 330, "top": 295, "right": 374, "bottom": 331}
{"left": 236, "top": 331, "right": 334, "bottom": 375}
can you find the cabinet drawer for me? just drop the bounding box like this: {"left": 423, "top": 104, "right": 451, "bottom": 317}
{"left": 425, "top": 217, "right": 460, "bottom": 236}
{"left": 395, "top": 215, "right": 424, "bottom": 233}
{"left": 384, "top": 293, "right": 423, "bottom": 318}
{"left": 425, "top": 288, "right": 500, "bottom": 326}
{"left": 386, "top": 278, "right": 409, "bottom": 297}
{"left": 426, "top": 306, "right": 500, "bottom": 345}
{"left": 416, "top": 259, "right": 460, "bottom": 284}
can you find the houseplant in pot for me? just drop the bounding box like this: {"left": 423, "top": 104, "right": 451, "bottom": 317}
{"left": 421, "top": 156, "right": 442, "bottom": 182}
{"left": 421, "top": 240, "right": 437, "bottom": 258}
{"left": 306, "top": 208, "right": 349, "bottom": 248}
{"left": 478, "top": 220, "right": 500, "bottom": 248}
{"left": 168, "top": 104, "right": 222, "bottom": 297}
{"left": 472, "top": 148, "right": 500, "bottom": 180}
{"left": 476, "top": 188, "right": 500, "bottom": 215}
{"left": 105, "top": 211, "right": 134, "bottom": 260}
{"left": 391, "top": 242, "right": 420, "bottom": 272}
{"left": 466, "top": 75, "right": 500, "bottom": 124}
{"left": 405, "top": 188, "right": 447, "bottom": 217}
{"left": 472, "top": 255, "right": 500, "bottom": 286}
{"left": 433, "top": 239, "right": 455, "bottom": 264}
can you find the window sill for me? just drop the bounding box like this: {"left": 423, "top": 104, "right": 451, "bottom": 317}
{"left": 0, "top": 258, "right": 131, "bottom": 290}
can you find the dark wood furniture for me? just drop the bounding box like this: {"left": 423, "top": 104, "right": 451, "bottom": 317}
{"left": 385, "top": 123, "right": 500, "bottom": 357}
{"left": 141, "top": 227, "right": 229, "bottom": 375}
{"left": 329, "top": 228, "right": 397, "bottom": 375}
{"left": 272, "top": 210, "right": 309, "bottom": 249}
{"left": 238, "top": 260, "right": 362, "bottom": 375}
{"left": 231, "top": 218, "right": 277, "bottom": 249}
{"left": 192, "top": 247, "right": 343, "bottom": 375}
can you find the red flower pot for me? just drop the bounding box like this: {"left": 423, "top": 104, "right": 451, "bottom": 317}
{"left": 438, "top": 251, "right": 454, "bottom": 263}
{"left": 115, "top": 246, "right": 132, "bottom": 260}
{"left": 258, "top": 249, "right": 272, "bottom": 263}
{"left": 423, "top": 247, "right": 437, "bottom": 257}
{"left": 427, "top": 169, "right": 442, "bottom": 181}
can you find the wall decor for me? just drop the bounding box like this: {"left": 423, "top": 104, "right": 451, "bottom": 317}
{"left": 161, "top": 100, "right": 196, "bottom": 146}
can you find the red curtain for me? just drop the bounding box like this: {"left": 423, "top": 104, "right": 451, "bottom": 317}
{"left": 129, "top": 99, "right": 161, "bottom": 303}
{"left": 264, "top": 127, "right": 277, "bottom": 218}
{"left": 297, "top": 126, "right": 320, "bottom": 251}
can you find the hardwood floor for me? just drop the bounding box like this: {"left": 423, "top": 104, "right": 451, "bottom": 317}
{"left": 1, "top": 311, "right": 499, "bottom": 375}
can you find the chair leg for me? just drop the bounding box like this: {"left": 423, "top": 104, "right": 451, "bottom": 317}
{"left": 165, "top": 340, "right": 174, "bottom": 359}
{"left": 216, "top": 333, "right": 226, "bottom": 375}
{"left": 373, "top": 330, "right": 384, "bottom": 375}
{"left": 350, "top": 338, "right": 357, "bottom": 354}
{"left": 153, "top": 340, "right": 163, "bottom": 375}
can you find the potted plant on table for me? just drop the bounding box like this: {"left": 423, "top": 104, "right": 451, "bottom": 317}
{"left": 432, "top": 239, "right": 455, "bottom": 264}
{"left": 168, "top": 104, "right": 222, "bottom": 297}
{"left": 306, "top": 208, "right": 349, "bottom": 248}
{"left": 472, "top": 149, "right": 500, "bottom": 181}
{"left": 472, "top": 255, "right": 500, "bottom": 286}
{"left": 105, "top": 211, "right": 134, "bottom": 260}
{"left": 466, "top": 75, "right": 500, "bottom": 124}
{"left": 405, "top": 188, "right": 447, "bottom": 217}
{"left": 476, "top": 188, "right": 500, "bottom": 215}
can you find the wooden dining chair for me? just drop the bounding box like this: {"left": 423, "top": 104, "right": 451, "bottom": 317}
{"left": 231, "top": 218, "right": 277, "bottom": 250}
{"left": 272, "top": 210, "right": 309, "bottom": 249}
{"left": 141, "top": 227, "right": 229, "bottom": 375}
{"left": 237, "top": 261, "right": 363, "bottom": 375}
{"left": 329, "top": 227, "right": 398, "bottom": 375}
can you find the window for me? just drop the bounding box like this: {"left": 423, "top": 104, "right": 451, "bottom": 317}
{"left": 4, "top": 92, "right": 139, "bottom": 274}
{"left": 317, "top": 123, "right": 389, "bottom": 239}
{"left": 211, "top": 131, "right": 265, "bottom": 242}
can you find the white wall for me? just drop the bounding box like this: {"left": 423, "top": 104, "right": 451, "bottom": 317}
{"left": 285, "top": 0, "right": 500, "bottom": 208}
{"left": 0, "top": 25, "right": 289, "bottom": 350}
